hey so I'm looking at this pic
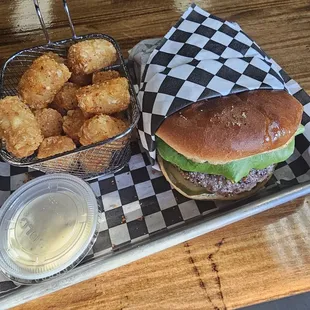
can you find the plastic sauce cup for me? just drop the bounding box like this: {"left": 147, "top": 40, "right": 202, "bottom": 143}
{"left": 0, "top": 173, "right": 99, "bottom": 284}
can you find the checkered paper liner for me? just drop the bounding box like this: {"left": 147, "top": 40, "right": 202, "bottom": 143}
{"left": 1, "top": 4, "right": 310, "bottom": 296}
{"left": 133, "top": 4, "right": 307, "bottom": 166}
{"left": 0, "top": 141, "right": 221, "bottom": 293}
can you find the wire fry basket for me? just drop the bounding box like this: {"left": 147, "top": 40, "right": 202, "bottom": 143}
{"left": 0, "top": 0, "right": 140, "bottom": 180}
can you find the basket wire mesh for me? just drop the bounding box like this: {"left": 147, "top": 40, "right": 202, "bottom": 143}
{"left": 0, "top": 0, "right": 140, "bottom": 180}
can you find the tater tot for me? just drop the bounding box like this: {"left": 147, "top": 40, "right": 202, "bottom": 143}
{"left": 34, "top": 108, "right": 63, "bottom": 138}
{"left": 44, "top": 52, "right": 65, "bottom": 63}
{"left": 53, "top": 82, "right": 79, "bottom": 111}
{"left": 69, "top": 72, "right": 92, "bottom": 86}
{"left": 37, "top": 136, "right": 76, "bottom": 159}
{"left": 18, "top": 53, "right": 71, "bottom": 109}
{"left": 92, "top": 70, "right": 120, "bottom": 84}
{"left": 112, "top": 111, "right": 128, "bottom": 122}
{"left": 49, "top": 102, "right": 66, "bottom": 116}
{"left": 81, "top": 110, "right": 95, "bottom": 119}
{"left": 67, "top": 39, "right": 117, "bottom": 75}
{"left": 78, "top": 114, "right": 127, "bottom": 146}
{"left": 79, "top": 147, "right": 112, "bottom": 173}
{"left": 63, "top": 109, "right": 88, "bottom": 143}
{"left": 0, "top": 96, "right": 43, "bottom": 158}
{"left": 76, "top": 77, "right": 130, "bottom": 115}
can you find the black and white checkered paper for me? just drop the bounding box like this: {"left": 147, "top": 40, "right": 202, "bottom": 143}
{"left": 134, "top": 4, "right": 307, "bottom": 167}
{"left": 0, "top": 141, "right": 222, "bottom": 293}
{"left": 1, "top": 3, "right": 310, "bottom": 295}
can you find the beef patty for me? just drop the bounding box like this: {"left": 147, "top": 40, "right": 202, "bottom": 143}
{"left": 179, "top": 165, "right": 275, "bottom": 196}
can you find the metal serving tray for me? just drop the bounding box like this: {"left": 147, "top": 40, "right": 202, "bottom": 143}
{"left": 0, "top": 1, "right": 310, "bottom": 309}
{"left": 0, "top": 140, "right": 309, "bottom": 308}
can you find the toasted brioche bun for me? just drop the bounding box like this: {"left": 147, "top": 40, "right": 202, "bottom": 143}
{"left": 158, "top": 156, "right": 272, "bottom": 201}
{"left": 156, "top": 90, "right": 303, "bottom": 165}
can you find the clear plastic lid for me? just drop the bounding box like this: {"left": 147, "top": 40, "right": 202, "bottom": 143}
{"left": 0, "top": 173, "right": 99, "bottom": 284}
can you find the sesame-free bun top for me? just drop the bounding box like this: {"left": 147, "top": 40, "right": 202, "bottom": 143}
{"left": 156, "top": 90, "right": 303, "bottom": 164}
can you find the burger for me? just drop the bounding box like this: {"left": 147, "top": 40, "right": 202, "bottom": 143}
{"left": 156, "top": 90, "right": 304, "bottom": 200}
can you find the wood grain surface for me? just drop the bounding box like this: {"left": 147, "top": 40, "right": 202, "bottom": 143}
{"left": 0, "top": 0, "right": 309, "bottom": 309}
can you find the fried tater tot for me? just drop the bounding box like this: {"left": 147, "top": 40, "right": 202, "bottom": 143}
{"left": 92, "top": 70, "right": 120, "bottom": 84}
{"left": 37, "top": 136, "right": 76, "bottom": 159}
{"left": 63, "top": 109, "right": 88, "bottom": 143}
{"left": 112, "top": 111, "right": 128, "bottom": 122}
{"left": 0, "top": 96, "right": 43, "bottom": 158}
{"left": 78, "top": 114, "right": 127, "bottom": 146}
{"left": 49, "top": 102, "right": 66, "bottom": 116}
{"left": 44, "top": 52, "right": 65, "bottom": 63}
{"left": 53, "top": 82, "right": 79, "bottom": 111}
{"left": 34, "top": 108, "right": 63, "bottom": 138}
{"left": 81, "top": 110, "right": 95, "bottom": 119}
{"left": 67, "top": 39, "right": 117, "bottom": 75}
{"left": 77, "top": 77, "right": 130, "bottom": 115}
{"left": 79, "top": 147, "right": 112, "bottom": 173}
{"left": 69, "top": 72, "right": 92, "bottom": 86}
{"left": 18, "top": 53, "right": 71, "bottom": 109}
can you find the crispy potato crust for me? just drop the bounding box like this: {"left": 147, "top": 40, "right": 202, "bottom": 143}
{"left": 37, "top": 136, "right": 76, "bottom": 159}
{"left": 69, "top": 72, "right": 92, "bottom": 86}
{"left": 63, "top": 109, "right": 88, "bottom": 143}
{"left": 77, "top": 77, "right": 130, "bottom": 115}
{"left": 92, "top": 70, "right": 120, "bottom": 84}
{"left": 0, "top": 96, "right": 43, "bottom": 158}
{"left": 18, "top": 53, "right": 71, "bottom": 109}
{"left": 34, "top": 108, "right": 63, "bottom": 138}
{"left": 67, "top": 39, "right": 117, "bottom": 75}
{"left": 53, "top": 82, "right": 80, "bottom": 111}
{"left": 78, "top": 114, "right": 127, "bottom": 146}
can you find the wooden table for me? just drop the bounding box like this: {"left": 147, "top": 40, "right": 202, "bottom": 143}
{"left": 0, "top": 0, "right": 309, "bottom": 308}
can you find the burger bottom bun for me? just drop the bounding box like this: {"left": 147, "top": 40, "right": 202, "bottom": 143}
{"left": 158, "top": 155, "right": 273, "bottom": 201}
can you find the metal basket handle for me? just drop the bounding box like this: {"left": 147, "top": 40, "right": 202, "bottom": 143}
{"left": 62, "top": 0, "right": 77, "bottom": 39}
{"left": 33, "top": 0, "right": 77, "bottom": 44}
